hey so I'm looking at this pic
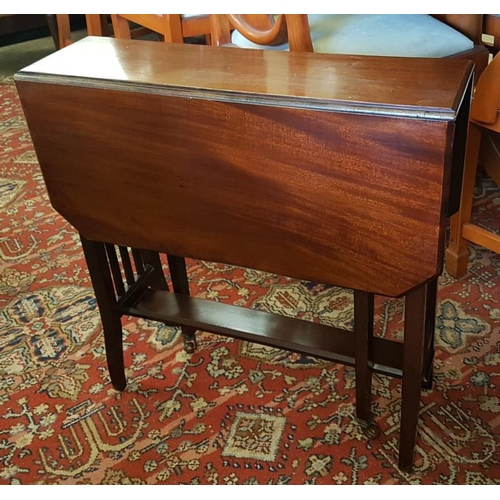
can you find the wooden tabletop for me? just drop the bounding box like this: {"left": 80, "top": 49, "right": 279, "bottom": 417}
{"left": 15, "top": 35, "right": 474, "bottom": 297}
{"left": 16, "top": 36, "right": 473, "bottom": 120}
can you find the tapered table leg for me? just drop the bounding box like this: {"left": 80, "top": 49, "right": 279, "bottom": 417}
{"left": 398, "top": 282, "right": 427, "bottom": 470}
{"left": 354, "top": 290, "right": 379, "bottom": 438}
{"left": 80, "top": 235, "right": 127, "bottom": 391}
{"left": 422, "top": 278, "right": 438, "bottom": 390}
{"left": 167, "top": 254, "right": 198, "bottom": 353}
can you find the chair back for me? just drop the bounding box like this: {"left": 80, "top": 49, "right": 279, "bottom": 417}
{"left": 210, "top": 14, "right": 313, "bottom": 51}
{"left": 210, "top": 14, "right": 489, "bottom": 82}
{"left": 471, "top": 51, "right": 500, "bottom": 131}
{"left": 111, "top": 14, "right": 211, "bottom": 44}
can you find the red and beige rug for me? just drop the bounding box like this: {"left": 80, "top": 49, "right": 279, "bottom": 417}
{"left": 1, "top": 82, "right": 500, "bottom": 485}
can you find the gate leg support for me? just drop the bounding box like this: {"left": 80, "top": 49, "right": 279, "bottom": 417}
{"left": 398, "top": 282, "right": 427, "bottom": 471}
{"left": 141, "top": 250, "right": 169, "bottom": 291}
{"left": 167, "top": 254, "right": 197, "bottom": 353}
{"left": 80, "top": 235, "right": 126, "bottom": 391}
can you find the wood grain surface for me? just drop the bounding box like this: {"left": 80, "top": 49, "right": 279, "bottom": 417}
{"left": 16, "top": 36, "right": 472, "bottom": 119}
{"left": 15, "top": 38, "right": 474, "bottom": 297}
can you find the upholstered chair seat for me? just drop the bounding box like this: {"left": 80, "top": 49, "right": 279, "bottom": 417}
{"left": 231, "top": 14, "right": 474, "bottom": 58}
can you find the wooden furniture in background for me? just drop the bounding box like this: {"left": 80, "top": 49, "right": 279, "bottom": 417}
{"left": 446, "top": 50, "right": 500, "bottom": 278}
{"left": 15, "top": 36, "right": 473, "bottom": 471}
{"left": 54, "top": 14, "right": 110, "bottom": 48}
{"left": 210, "top": 14, "right": 489, "bottom": 82}
{"left": 110, "top": 14, "right": 211, "bottom": 43}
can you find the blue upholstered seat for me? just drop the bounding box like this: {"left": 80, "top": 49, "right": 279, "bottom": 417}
{"left": 231, "top": 14, "right": 474, "bottom": 58}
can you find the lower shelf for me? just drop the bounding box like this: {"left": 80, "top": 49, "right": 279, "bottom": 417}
{"left": 121, "top": 288, "right": 408, "bottom": 379}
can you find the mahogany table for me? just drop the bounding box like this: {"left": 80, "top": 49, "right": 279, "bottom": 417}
{"left": 14, "top": 36, "right": 474, "bottom": 470}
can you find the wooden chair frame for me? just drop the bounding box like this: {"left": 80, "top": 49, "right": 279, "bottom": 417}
{"left": 210, "top": 14, "right": 489, "bottom": 81}
{"left": 111, "top": 14, "right": 211, "bottom": 43}
{"left": 446, "top": 49, "right": 500, "bottom": 277}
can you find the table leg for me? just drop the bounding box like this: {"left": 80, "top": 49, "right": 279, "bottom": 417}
{"left": 167, "top": 254, "right": 198, "bottom": 353}
{"left": 354, "top": 290, "right": 379, "bottom": 438}
{"left": 398, "top": 281, "right": 427, "bottom": 470}
{"left": 422, "top": 278, "right": 438, "bottom": 390}
{"left": 80, "top": 235, "right": 126, "bottom": 391}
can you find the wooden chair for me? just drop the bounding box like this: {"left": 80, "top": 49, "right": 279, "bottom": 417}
{"left": 110, "top": 14, "right": 211, "bottom": 44}
{"left": 209, "top": 14, "right": 489, "bottom": 81}
{"left": 55, "top": 14, "right": 110, "bottom": 49}
{"left": 445, "top": 44, "right": 500, "bottom": 277}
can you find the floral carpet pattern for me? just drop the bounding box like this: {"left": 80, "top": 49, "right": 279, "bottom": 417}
{"left": 1, "top": 82, "right": 500, "bottom": 485}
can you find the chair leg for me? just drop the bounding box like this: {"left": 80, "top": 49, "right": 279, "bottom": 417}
{"left": 162, "top": 15, "right": 184, "bottom": 43}
{"left": 55, "top": 14, "right": 72, "bottom": 48}
{"left": 354, "top": 290, "right": 379, "bottom": 438}
{"left": 85, "top": 14, "right": 104, "bottom": 36}
{"left": 398, "top": 282, "right": 427, "bottom": 471}
{"left": 166, "top": 254, "right": 197, "bottom": 353}
{"left": 80, "top": 235, "right": 126, "bottom": 391}
{"left": 110, "top": 15, "right": 133, "bottom": 39}
{"left": 445, "top": 123, "right": 483, "bottom": 278}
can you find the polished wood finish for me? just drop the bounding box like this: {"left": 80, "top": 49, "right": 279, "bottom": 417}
{"left": 15, "top": 39, "right": 472, "bottom": 298}
{"left": 126, "top": 286, "right": 407, "bottom": 374}
{"left": 354, "top": 291, "right": 375, "bottom": 426}
{"left": 80, "top": 236, "right": 126, "bottom": 391}
{"left": 399, "top": 282, "right": 428, "bottom": 470}
{"left": 15, "top": 37, "right": 471, "bottom": 118}
{"left": 446, "top": 51, "right": 500, "bottom": 278}
{"left": 15, "top": 37, "right": 473, "bottom": 470}
{"left": 423, "top": 278, "right": 438, "bottom": 390}
{"left": 17, "top": 86, "right": 454, "bottom": 296}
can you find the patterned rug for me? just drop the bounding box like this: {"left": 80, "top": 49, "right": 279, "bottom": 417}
{"left": 1, "top": 81, "right": 500, "bottom": 485}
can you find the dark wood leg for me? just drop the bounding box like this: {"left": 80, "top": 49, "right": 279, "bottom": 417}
{"left": 80, "top": 235, "right": 126, "bottom": 391}
{"left": 422, "top": 278, "right": 438, "bottom": 390}
{"left": 167, "top": 254, "right": 197, "bottom": 353}
{"left": 354, "top": 290, "right": 380, "bottom": 438}
{"left": 398, "top": 282, "right": 427, "bottom": 471}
